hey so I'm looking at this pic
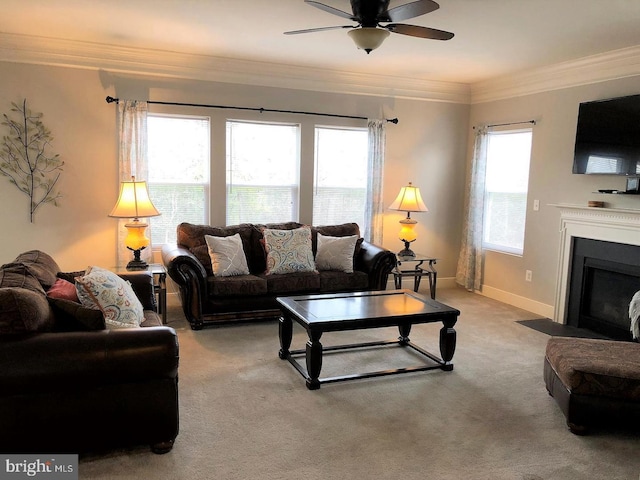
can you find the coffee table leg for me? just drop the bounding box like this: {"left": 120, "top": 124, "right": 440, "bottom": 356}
{"left": 398, "top": 323, "right": 412, "bottom": 344}
{"left": 439, "top": 318, "right": 457, "bottom": 371}
{"left": 305, "top": 331, "right": 323, "bottom": 390}
{"left": 278, "top": 315, "right": 293, "bottom": 360}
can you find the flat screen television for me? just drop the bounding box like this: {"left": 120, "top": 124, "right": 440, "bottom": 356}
{"left": 573, "top": 94, "right": 640, "bottom": 175}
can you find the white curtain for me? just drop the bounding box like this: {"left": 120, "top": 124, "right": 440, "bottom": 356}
{"left": 365, "top": 119, "right": 385, "bottom": 245}
{"left": 116, "top": 100, "right": 150, "bottom": 266}
{"left": 455, "top": 126, "right": 488, "bottom": 291}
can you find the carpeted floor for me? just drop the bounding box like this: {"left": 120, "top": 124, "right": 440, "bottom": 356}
{"left": 78, "top": 288, "right": 640, "bottom": 480}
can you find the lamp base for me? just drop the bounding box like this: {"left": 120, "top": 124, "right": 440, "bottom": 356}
{"left": 126, "top": 258, "right": 149, "bottom": 270}
{"left": 397, "top": 240, "right": 416, "bottom": 258}
{"left": 126, "top": 247, "right": 149, "bottom": 270}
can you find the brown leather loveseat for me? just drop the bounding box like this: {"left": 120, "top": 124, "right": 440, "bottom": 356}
{"left": 0, "top": 250, "right": 179, "bottom": 454}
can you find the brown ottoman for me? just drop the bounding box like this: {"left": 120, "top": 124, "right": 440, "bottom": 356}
{"left": 544, "top": 336, "right": 640, "bottom": 434}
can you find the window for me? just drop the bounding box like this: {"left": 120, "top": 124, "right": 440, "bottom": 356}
{"left": 226, "top": 120, "right": 300, "bottom": 225}
{"left": 483, "top": 128, "right": 533, "bottom": 255}
{"left": 147, "top": 114, "right": 210, "bottom": 245}
{"left": 585, "top": 155, "right": 623, "bottom": 174}
{"left": 312, "top": 126, "right": 368, "bottom": 232}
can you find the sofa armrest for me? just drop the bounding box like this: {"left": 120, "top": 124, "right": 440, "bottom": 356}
{"left": 356, "top": 241, "right": 397, "bottom": 290}
{"left": 162, "top": 244, "right": 207, "bottom": 283}
{"left": 162, "top": 244, "right": 207, "bottom": 329}
{"left": 0, "top": 326, "right": 179, "bottom": 396}
{"left": 118, "top": 271, "right": 157, "bottom": 311}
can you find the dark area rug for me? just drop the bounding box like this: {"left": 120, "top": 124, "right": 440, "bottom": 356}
{"left": 517, "top": 318, "right": 610, "bottom": 339}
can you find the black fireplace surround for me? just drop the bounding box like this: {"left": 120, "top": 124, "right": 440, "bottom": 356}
{"left": 567, "top": 238, "right": 640, "bottom": 340}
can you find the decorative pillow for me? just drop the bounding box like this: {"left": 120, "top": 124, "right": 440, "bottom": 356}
{"left": 48, "top": 297, "right": 106, "bottom": 332}
{"left": 630, "top": 290, "right": 640, "bottom": 340}
{"left": 177, "top": 222, "right": 255, "bottom": 276}
{"left": 13, "top": 250, "right": 60, "bottom": 290}
{"left": 315, "top": 234, "right": 358, "bottom": 273}
{"left": 57, "top": 270, "right": 86, "bottom": 284}
{"left": 262, "top": 226, "right": 317, "bottom": 275}
{"left": 312, "top": 223, "right": 361, "bottom": 252}
{"left": 75, "top": 266, "right": 144, "bottom": 329}
{"left": 0, "top": 287, "right": 55, "bottom": 335}
{"left": 46, "top": 278, "right": 79, "bottom": 302}
{"left": 0, "top": 263, "right": 46, "bottom": 294}
{"left": 205, "top": 233, "right": 250, "bottom": 277}
{"left": 251, "top": 222, "right": 303, "bottom": 274}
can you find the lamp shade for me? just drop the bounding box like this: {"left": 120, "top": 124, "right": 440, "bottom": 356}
{"left": 348, "top": 27, "right": 390, "bottom": 53}
{"left": 388, "top": 182, "right": 428, "bottom": 213}
{"left": 109, "top": 176, "right": 160, "bottom": 269}
{"left": 109, "top": 177, "right": 160, "bottom": 219}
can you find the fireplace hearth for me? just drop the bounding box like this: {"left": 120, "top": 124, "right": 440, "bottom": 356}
{"left": 567, "top": 238, "right": 640, "bottom": 340}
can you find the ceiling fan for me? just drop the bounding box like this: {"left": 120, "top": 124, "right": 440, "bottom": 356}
{"left": 284, "top": 0, "right": 454, "bottom": 54}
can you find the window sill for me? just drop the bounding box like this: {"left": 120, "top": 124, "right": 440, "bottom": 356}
{"left": 483, "top": 245, "right": 523, "bottom": 257}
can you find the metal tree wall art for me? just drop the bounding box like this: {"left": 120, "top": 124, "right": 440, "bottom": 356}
{"left": 0, "top": 99, "right": 63, "bottom": 222}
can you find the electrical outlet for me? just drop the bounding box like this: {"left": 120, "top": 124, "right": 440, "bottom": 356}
{"left": 533, "top": 199, "right": 540, "bottom": 211}
{"left": 525, "top": 270, "right": 532, "bottom": 282}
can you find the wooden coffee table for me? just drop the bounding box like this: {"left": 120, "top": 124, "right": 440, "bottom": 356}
{"left": 277, "top": 289, "right": 460, "bottom": 390}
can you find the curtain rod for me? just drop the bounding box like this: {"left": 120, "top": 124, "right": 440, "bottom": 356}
{"left": 105, "top": 96, "right": 398, "bottom": 124}
{"left": 473, "top": 120, "right": 536, "bottom": 129}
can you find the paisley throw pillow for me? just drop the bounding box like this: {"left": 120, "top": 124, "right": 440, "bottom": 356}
{"left": 262, "top": 226, "right": 317, "bottom": 275}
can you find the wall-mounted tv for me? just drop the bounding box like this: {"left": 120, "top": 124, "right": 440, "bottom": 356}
{"left": 573, "top": 94, "right": 640, "bottom": 175}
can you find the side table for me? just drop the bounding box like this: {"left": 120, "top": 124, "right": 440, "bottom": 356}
{"left": 393, "top": 254, "right": 437, "bottom": 299}
{"left": 111, "top": 263, "right": 167, "bottom": 324}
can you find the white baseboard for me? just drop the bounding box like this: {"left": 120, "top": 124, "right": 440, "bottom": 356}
{"left": 385, "top": 276, "right": 458, "bottom": 292}
{"left": 479, "top": 285, "right": 555, "bottom": 319}
{"left": 435, "top": 277, "right": 458, "bottom": 289}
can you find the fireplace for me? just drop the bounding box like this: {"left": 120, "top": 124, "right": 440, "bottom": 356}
{"left": 566, "top": 238, "right": 640, "bottom": 340}
{"left": 553, "top": 204, "right": 640, "bottom": 335}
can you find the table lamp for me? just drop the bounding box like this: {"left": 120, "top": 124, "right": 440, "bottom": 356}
{"left": 109, "top": 176, "right": 160, "bottom": 270}
{"left": 388, "top": 182, "right": 428, "bottom": 257}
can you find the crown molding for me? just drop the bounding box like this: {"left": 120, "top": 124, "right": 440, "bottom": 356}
{"left": 0, "top": 32, "right": 470, "bottom": 104}
{"left": 3, "top": 32, "right": 639, "bottom": 106}
{"left": 471, "top": 45, "right": 640, "bottom": 104}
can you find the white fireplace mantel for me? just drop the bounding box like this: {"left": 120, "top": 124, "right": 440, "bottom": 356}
{"left": 552, "top": 204, "right": 640, "bottom": 323}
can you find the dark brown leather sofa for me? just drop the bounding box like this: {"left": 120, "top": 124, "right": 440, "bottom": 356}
{"left": 0, "top": 250, "right": 179, "bottom": 454}
{"left": 162, "top": 222, "right": 397, "bottom": 330}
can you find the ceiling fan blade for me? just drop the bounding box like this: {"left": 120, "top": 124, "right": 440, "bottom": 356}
{"left": 380, "top": 0, "right": 440, "bottom": 23}
{"left": 385, "top": 23, "right": 454, "bottom": 40}
{"left": 304, "top": 0, "right": 357, "bottom": 21}
{"left": 284, "top": 25, "right": 354, "bottom": 35}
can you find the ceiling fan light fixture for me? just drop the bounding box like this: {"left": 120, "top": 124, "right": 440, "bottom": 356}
{"left": 348, "top": 27, "right": 390, "bottom": 54}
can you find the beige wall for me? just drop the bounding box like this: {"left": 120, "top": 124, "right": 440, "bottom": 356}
{"left": 0, "top": 63, "right": 118, "bottom": 271}
{"left": 468, "top": 77, "right": 640, "bottom": 314}
{"left": 2, "top": 60, "right": 638, "bottom": 314}
{"left": 0, "top": 61, "right": 469, "bottom": 277}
